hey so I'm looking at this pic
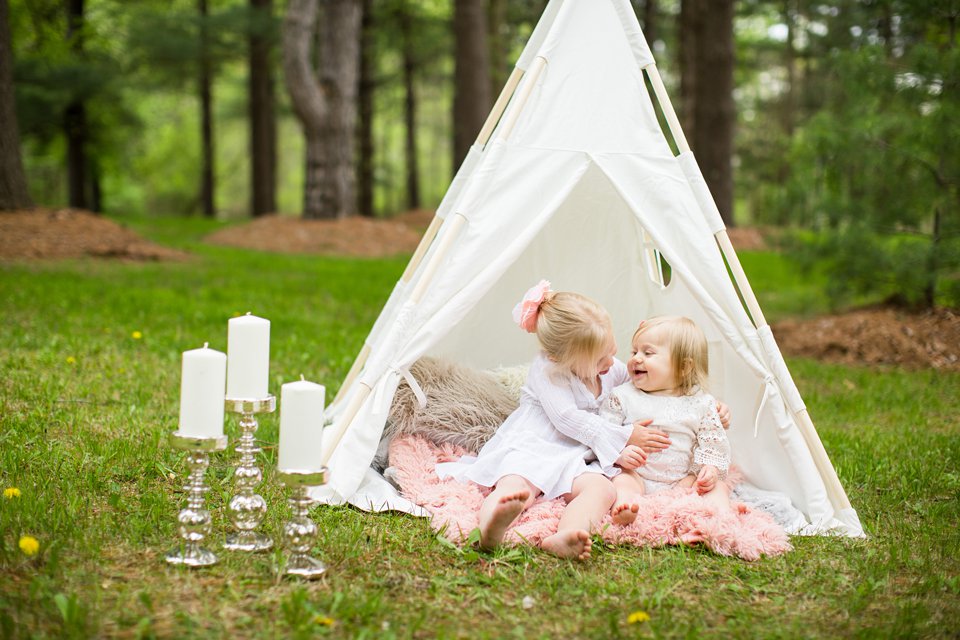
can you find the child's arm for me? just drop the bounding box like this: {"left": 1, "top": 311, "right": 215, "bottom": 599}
{"left": 528, "top": 365, "right": 633, "bottom": 472}
{"left": 691, "top": 396, "right": 731, "bottom": 481}
{"left": 600, "top": 394, "right": 671, "bottom": 454}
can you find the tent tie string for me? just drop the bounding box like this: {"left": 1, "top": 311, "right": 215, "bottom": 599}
{"left": 372, "top": 366, "right": 427, "bottom": 415}
{"left": 754, "top": 376, "right": 776, "bottom": 438}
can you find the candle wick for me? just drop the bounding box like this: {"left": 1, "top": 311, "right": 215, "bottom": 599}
{"left": 246, "top": 311, "right": 252, "bottom": 316}
{"left": 203, "top": 342, "right": 209, "bottom": 349}
{"left": 300, "top": 374, "right": 305, "bottom": 381}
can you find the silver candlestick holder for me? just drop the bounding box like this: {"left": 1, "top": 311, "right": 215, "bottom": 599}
{"left": 223, "top": 396, "right": 275, "bottom": 552}
{"left": 165, "top": 432, "right": 229, "bottom": 568}
{"left": 277, "top": 468, "right": 328, "bottom": 579}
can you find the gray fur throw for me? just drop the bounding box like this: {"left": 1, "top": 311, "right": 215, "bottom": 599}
{"left": 378, "top": 357, "right": 524, "bottom": 469}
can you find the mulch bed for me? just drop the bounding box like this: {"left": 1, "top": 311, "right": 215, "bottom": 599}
{"left": 2, "top": 207, "right": 957, "bottom": 371}
{"left": 204, "top": 212, "right": 427, "bottom": 258}
{"left": 0, "top": 208, "right": 188, "bottom": 262}
{"left": 772, "top": 306, "right": 959, "bottom": 371}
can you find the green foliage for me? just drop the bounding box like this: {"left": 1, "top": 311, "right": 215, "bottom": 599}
{"left": 738, "top": 2, "right": 960, "bottom": 309}
{"left": 786, "top": 224, "right": 960, "bottom": 309}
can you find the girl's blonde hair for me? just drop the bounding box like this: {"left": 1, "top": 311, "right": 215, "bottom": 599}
{"left": 633, "top": 316, "right": 708, "bottom": 395}
{"left": 536, "top": 292, "right": 612, "bottom": 380}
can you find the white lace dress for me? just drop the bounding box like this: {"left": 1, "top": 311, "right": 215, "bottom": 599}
{"left": 600, "top": 384, "right": 730, "bottom": 493}
{"left": 436, "top": 353, "right": 633, "bottom": 499}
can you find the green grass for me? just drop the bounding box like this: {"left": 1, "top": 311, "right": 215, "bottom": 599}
{"left": 1, "top": 223, "right": 958, "bottom": 638}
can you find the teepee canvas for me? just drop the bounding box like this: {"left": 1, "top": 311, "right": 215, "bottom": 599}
{"left": 313, "top": 0, "right": 862, "bottom": 536}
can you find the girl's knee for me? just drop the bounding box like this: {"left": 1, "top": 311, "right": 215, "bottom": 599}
{"left": 589, "top": 478, "right": 617, "bottom": 507}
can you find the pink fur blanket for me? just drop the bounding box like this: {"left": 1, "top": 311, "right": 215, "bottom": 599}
{"left": 389, "top": 436, "right": 792, "bottom": 560}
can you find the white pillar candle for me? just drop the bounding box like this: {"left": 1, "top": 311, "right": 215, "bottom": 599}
{"left": 178, "top": 343, "right": 226, "bottom": 438}
{"left": 278, "top": 378, "right": 325, "bottom": 472}
{"left": 226, "top": 313, "right": 270, "bottom": 399}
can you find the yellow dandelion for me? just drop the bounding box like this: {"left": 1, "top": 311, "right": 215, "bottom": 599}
{"left": 4, "top": 487, "right": 21, "bottom": 499}
{"left": 66, "top": 356, "right": 77, "bottom": 364}
{"left": 131, "top": 331, "right": 143, "bottom": 340}
{"left": 627, "top": 611, "right": 651, "bottom": 624}
{"left": 313, "top": 616, "right": 336, "bottom": 627}
{"left": 19, "top": 536, "right": 39, "bottom": 556}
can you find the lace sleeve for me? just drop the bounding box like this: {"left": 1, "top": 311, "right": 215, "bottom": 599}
{"left": 599, "top": 394, "right": 627, "bottom": 425}
{"left": 691, "top": 396, "right": 730, "bottom": 478}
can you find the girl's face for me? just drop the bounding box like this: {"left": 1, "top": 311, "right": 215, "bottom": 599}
{"left": 591, "top": 332, "right": 618, "bottom": 379}
{"left": 628, "top": 327, "right": 677, "bottom": 395}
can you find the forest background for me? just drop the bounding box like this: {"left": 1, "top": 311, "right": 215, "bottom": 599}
{"left": 1, "top": 0, "right": 958, "bottom": 309}
{"left": 2, "top": 3, "right": 959, "bottom": 636}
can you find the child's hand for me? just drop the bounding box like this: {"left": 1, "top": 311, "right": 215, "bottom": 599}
{"left": 616, "top": 445, "right": 646, "bottom": 471}
{"left": 629, "top": 419, "right": 671, "bottom": 453}
{"left": 695, "top": 465, "right": 719, "bottom": 494}
{"left": 716, "top": 402, "right": 731, "bottom": 429}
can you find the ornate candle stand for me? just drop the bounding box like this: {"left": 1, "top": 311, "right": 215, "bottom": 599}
{"left": 165, "top": 432, "right": 229, "bottom": 567}
{"left": 277, "top": 468, "right": 328, "bottom": 579}
{"left": 223, "top": 396, "right": 275, "bottom": 552}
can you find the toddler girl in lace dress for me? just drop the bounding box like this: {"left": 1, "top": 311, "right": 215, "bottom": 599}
{"left": 600, "top": 315, "right": 734, "bottom": 512}
{"left": 436, "top": 281, "right": 652, "bottom": 560}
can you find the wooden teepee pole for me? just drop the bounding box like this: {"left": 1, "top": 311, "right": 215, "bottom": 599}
{"left": 497, "top": 57, "right": 546, "bottom": 141}
{"left": 643, "top": 62, "right": 852, "bottom": 514}
{"left": 323, "top": 56, "right": 549, "bottom": 469}
{"left": 332, "top": 65, "right": 530, "bottom": 409}
{"left": 476, "top": 67, "right": 524, "bottom": 146}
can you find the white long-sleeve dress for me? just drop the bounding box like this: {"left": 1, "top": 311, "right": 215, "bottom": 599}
{"left": 436, "top": 352, "right": 633, "bottom": 499}
{"left": 600, "top": 383, "right": 730, "bottom": 493}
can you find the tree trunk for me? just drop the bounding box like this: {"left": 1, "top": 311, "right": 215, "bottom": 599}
{"left": 678, "top": 0, "right": 698, "bottom": 141}
{"left": 356, "top": 0, "right": 374, "bottom": 216}
{"left": 925, "top": 206, "right": 941, "bottom": 308}
{"left": 488, "top": 0, "right": 507, "bottom": 97}
{"left": 65, "top": 0, "right": 87, "bottom": 210}
{"left": 199, "top": 0, "right": 215, "bottom": 217}
{"left": 249, "top": 0, "right": 277, "bottom": 217}
{"left": 690, "top": 0, "right": 735, "bottom": 226}
{"left": 641, "top": 0, "right": 657, "bottom": 47}
{"left": 399, "top": 1, "right": 420, "bottom": 210}
{"left": 0, "top": 0, "right": 32, "bottom": 210}
{"left": 282, "top": 0, "right": 362, "bottom": 219}
{"left": 782, "top": 0, "right": 796, "bottom": 138}
{"left": 452, "top": 0, "right": 491, "bottom": 174}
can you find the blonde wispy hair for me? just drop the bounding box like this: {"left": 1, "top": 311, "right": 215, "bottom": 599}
{"left": 633, "top": 315, "right": 708, "bottom": 395}
{"left": 536, "top": 291, "right": 613, "bottom": 381}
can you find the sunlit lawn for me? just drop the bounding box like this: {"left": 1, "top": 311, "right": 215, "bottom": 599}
{"left": 1, "top": 217, "right": 958, "bottom": 638}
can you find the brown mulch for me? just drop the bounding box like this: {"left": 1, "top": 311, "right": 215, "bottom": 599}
{"left": 725, "top": 226, "right": 772, "bottom": 251}
{"left": 204, "top": 213, "right": 426, "bottom": 258}
{"left": 3, "top": 207, "right": 957, "bottom": 371}
{"left": 0, "top": 208, "right": 188, "bottom": 262}
{"left": 772, "top": 306, "right": 960, "bottom": 371}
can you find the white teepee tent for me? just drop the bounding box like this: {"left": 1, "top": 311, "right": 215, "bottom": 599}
{"left": 312, "top": 0, "right": 862, "bottom": 536}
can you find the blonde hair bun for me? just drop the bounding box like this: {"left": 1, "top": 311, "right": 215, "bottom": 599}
{"left": 536, "top": 292, "right": 612, "bottom": 380}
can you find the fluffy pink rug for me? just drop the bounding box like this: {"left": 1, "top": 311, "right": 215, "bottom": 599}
{"left": 389, "top": 436, "right": 792, "bottom": 560}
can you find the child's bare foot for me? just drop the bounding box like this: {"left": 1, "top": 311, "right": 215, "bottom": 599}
{"left": 541, "top": 529, "right": 592, "bottom": 560}
{"left": 611, "top": 502, "right": 639, "bottom": 526}
{"left": 479, "top": 491, "right": 528, "bottom": 550}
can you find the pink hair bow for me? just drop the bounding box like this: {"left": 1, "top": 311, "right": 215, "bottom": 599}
{"left": 512, "top": 280, "right": 551, "bottom": 333}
